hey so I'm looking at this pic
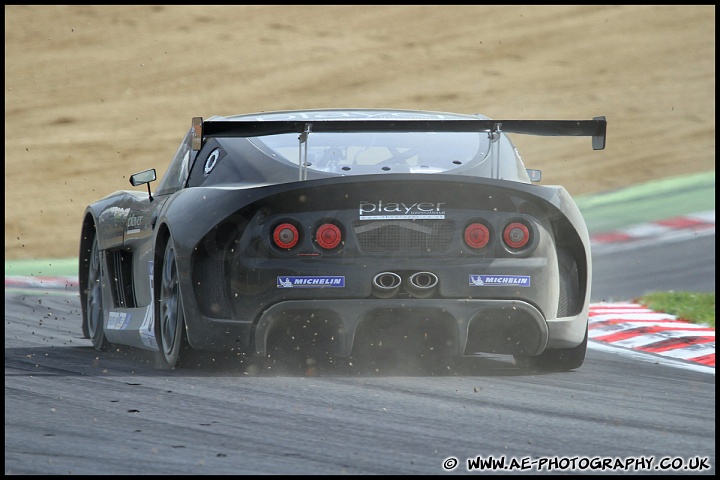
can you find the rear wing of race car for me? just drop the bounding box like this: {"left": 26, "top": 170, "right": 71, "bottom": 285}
{"left": 190, "top": 115, "right": 607, "bottom": 181}
{"left": 192, "top": 116, "right": 607, "bottom": 150}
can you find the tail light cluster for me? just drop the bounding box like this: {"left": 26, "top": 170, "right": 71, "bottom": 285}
{"left": 272, "top": 221, "right": 344, "bottom": 251}
{"left": 272, "top": 217, "right": 532, "bottom": 253}
{"left": 463, "top": 219, "right": 532, "bottom": 251}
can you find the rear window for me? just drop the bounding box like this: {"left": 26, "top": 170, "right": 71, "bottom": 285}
{"left": 249, "top": 131, "right": 491, "bottom": 175}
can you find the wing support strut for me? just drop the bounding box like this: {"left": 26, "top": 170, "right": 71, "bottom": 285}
{"left": 298, "top": 123, "right": 313, "bottom": 181}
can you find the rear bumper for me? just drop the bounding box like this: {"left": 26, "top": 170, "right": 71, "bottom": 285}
{"left": 252, "top": 298, "right": 550, "bottom": 357}
{"left": 187, "top": 299, "right": 588, "bottom": 359}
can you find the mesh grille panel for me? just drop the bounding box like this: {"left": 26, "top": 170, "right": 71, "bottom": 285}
{"left": 353, "top": 220, "right": 454, "bottom": 254}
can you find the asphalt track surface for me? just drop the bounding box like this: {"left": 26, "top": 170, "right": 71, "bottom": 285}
{"left": 590, "top": 213, "right": 715, "bottom": 301}
{"left": 4, "top": 175, "right": 715, "bottom": 475}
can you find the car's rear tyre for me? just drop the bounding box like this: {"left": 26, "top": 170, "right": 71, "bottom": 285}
{"left": 513, "top": 249, "right": 587, "bottom": 372}
{"left": 157, "top": 238, "right": 191, "bottom": 368}
{"left": 86, "top": 235, "right": 109, "bottom": 351}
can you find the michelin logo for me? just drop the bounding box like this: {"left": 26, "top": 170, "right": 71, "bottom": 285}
{"left": 107, "top": 311, "right": 132, "bottom": 330}
{"left": 277, "top": 276, "right": 345, "bottom": 288}
{"left": 470, "top": 275, "right": 531, "bottom": 287}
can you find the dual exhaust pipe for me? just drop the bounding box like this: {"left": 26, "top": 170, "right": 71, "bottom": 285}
{"left": 372, "top": 271, "right": 439, "bottom": 299}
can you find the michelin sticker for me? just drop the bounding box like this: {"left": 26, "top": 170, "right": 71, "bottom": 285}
{"left": 107, "top": 311, "right": 132, "bottom": 330}
{"left": 470, "top": 275, "right": 531, "bottom": 287}
{"left": 277, "top": 276, "right": 345, "bottom": 288}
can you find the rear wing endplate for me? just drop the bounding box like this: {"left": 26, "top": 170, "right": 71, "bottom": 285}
{"left": 190, "top": 116, "right": 607, "bottom": 151}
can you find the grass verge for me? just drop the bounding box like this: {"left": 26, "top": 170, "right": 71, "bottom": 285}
{"left": 637, "top": 291, "right": 715, "bottom": 328}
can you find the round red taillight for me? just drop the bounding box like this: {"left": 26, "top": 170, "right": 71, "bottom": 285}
{"left": 464, "top": 223, "right": 490, "bottom": 249}
{"left": 273, "top": 223, "right": 299, "bottom": 249}
{"left": 316, "top": 223, "right": 342, "bottom": 249}
{"left": 503, "top": 222, "right": 530, "bottom": 249}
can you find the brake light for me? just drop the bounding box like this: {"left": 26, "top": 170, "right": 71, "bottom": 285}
{"left": 503, "top": 222, "right": 530, "bottom": 249}
{"left": 273, "top": 223, "right": 299, "bottom": 249}
{"left": 464, "top": 223, "right": 490, "bottom": 249}
{"left": 316, "top": 223, "right": 342, "bottom": 249}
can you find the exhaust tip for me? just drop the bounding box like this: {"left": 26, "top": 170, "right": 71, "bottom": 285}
{"left": 406, "top": 271, "right": 439, "bottom": 298}
{"left": 372, "top": 272, "right": 402, "bottom": 298}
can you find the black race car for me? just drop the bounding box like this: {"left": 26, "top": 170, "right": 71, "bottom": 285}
{"left": 79, "top": 109, "right": 606, "bottom": 372}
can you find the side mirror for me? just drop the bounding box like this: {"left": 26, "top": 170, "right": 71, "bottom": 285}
{"left": 129, "top": 169, "right": 157, "bottom": 186}
{"left": 129, "top": 169, "right": 156, "bottom": 201}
